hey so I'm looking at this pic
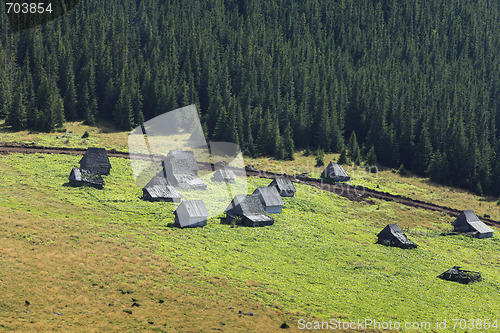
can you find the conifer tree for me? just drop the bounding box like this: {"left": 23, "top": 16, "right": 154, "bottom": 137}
{"left": 366, "top": 145, "right": 377, "bottom": 166}
{"left": 348, "top": 131, "right": 361, "bottom": 165}
{"left": 412, "top": 127, "right": 432, "bottom": 176}
{"left": 7, "top": 90, "right": 27, "bottom": 131}
{"left": 283, "top": 122, "right": 295, "bottom": 160}
{"left": 338, "top": 148, "right": 348, "bottom": 165}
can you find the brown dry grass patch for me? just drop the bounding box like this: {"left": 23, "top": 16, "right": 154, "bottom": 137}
{"left": 0, "top": 212, "right": 302, "bottom": 332}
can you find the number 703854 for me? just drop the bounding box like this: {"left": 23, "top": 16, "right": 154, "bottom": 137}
{"left": 5, "top": 2, "right": 53, "bottom": 14}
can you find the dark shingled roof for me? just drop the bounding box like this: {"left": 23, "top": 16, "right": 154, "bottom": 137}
{"left": 252, "top": 187, "right": 284, "bottom": 207}
{"left": 321, "top": 162, "right": 350, "bottom": 181}
{"left": 452, "top": 210, "right": 494, "bottom": 237}
{"left": 143, "top": 184, "right": 182, "bottom": 202}
{"left": 226, "top": 195, "right": 266, "bottom": 216}
{"left": 79, "top": 148, "right": 112, "bottom": 175}
{"left": 225, "top": 195, "right": 274, "bottom": 227}
{"left": 69, "top": 167, "right": 105, "bottom": 189}
{"left": 225, "top": 194, "right": 247, "bottom": 213}
{"left": 269, "top": 178, "right": 296, "bottom": 196}
{"left": 377, "top": 224, "right": 417, "bottom": 249}
{"left": 438, "top": 266, "right": 482, "bottom": 284}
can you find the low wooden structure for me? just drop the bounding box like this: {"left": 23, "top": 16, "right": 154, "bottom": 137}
{"left": 321, "top": 162, "right": 350, "bottom": 182}
{"left": 174, "top": 200, "right": 209, "bottom": 228}
{"left": 269, "top": 178, "right": 296, "bottom": 197}
{"left": 377, "top": 224, "right": 418, "bottom": 249}
{"left": 225, "top": 195, "right": 274, "bottom": 227}
{"left": 212, "top": 169, "right": 236, "bottom": 183}
{"left": 438, "top": 266, "right": 482, "bottom": 284}
{"left": 452, "top": 210, "right": 494, "bottom": 239}
{"left": 79, "top": 148, "right": 112, "bottom": 175}
{"left": 69, "top": 167, "right": 105, "bottom": 189}
{"left": 252, "top": 186, "right": 284, "bottom": 214}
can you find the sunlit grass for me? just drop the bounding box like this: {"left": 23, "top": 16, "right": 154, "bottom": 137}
{"left": 245, "top": 152, "right": 500, "bottom": 222}
{"left": 1, "top": 152, "right": 499, "bottom": 331}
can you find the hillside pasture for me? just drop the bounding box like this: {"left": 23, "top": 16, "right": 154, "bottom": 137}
{"left": 1, "top": 153, "right": 499, "bottom": 331}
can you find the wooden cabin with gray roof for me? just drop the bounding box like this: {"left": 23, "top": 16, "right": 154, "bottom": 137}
{"left": 269, "top": 178, "right": 296, "bottom": 197}
{"left": 252, "top": 186, "right": 284, "bottom": 214}
{"left": 377, "top": 223, "right": 417, "bottom": 249}
{"left": 142, "top": 170, "right": 183, "bottom": 202}
{"left": 79, "top": 148, "right": 112, "bottom": 175}
{"left": 143, "top": 185, "right": 182, "bottom": 202}
{"left": 321, "top": 162, "right": 350, "bottom": 182}
{"left": 174, "top": 200, "right": 209, "bottom": 228}
{"left": 69, "top": 167, "right": 105, "bottom": 189}
{"left": 452, "top": 210, "right": 494, "bottom": 239}
{"left": 225, "top": 195, "right": 274, "bottom": 227}
{"left": 163, "top": 150, "right": 207, "bottom": 190}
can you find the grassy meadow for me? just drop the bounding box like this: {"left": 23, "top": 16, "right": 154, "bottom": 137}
{"left": 2, "top": 120, "right": 498, "bottom": 223}
{"left": 1, "top": 151, "right": 499, "bottom": 331}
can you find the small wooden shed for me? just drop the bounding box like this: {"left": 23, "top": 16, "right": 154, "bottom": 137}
{"left": 174, "top": 200, "right": 209, "bottom": 228}
{"left": 438, "top": 266, "right": 482, "bottom": 284}
{"left": 321, "top": 162, "right": 350, "bottom": 182}
{"left": 163, "top": 150, "right": 206, "bottom": 190}
{"left": 69, "top": 167, "right": 105, "bottom": 189}
{"left": 79, "top": 148, "right": 112, "bottom": 175}
{"left": 269, "top": 178, "right": 296, "bottom": 197}
{"left": 143, "top": 185, "right": 182, "bottom": 202}
{"left": 225, "top": 195, "right": 274, "bottom": 227}
{"left": 377, "top": 223, "right": 417, "bottom": 249}
{"left": 452, "top": 210, "right": 494, "bottom": 239}
{"left": 252, "top": 186, "right": 284, "bottom": 214}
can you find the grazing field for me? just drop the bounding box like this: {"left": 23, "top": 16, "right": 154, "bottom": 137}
{"left": 1, "top": 152, "right": 499, "bottom": 331}
{"left": 2, "top": 121, "right": 498, "bottom": 221}
{"left": 244, "top": 155, "right": 500, "bottom": 222}
{"left": 0, "top": 121, "right": 130, "bottom": 151}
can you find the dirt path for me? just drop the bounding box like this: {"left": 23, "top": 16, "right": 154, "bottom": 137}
{"left": 1, "top": 143, "right": 498, "bottom": 226}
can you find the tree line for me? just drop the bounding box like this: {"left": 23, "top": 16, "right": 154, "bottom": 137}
{"left": 1, "top": 0, "right": 499, "bottom": 195}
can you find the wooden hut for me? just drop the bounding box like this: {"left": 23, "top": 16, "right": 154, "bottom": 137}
{"left": 377, "top": 224, "right": 417, "bottom": 249}
{"left": 225, "top": 195, "right": 274, "bottom": 227}
{"left": 438, "top": 266, "right": 482, "bottom": 284}
{"left": 269, "top": 178, "right": 296, "bottom": 197}
{"left": 321, "top": 162, "right": 350, "bottom": 182}
{"left": 174, "top": 200, "right": 209, "bottom": 228}
{"left": 452, "top": 210, "right": 494, "bottom": 239}
{"left": 79, "top": 148, "right": 112, "bottom": 175}
{"left": 252, "top": 186, "right": 284, "bottom": 214}
{"left": 163, "top": 150, "right": 206, "bottom": 190}
{"left": 69, "top": 167, "right": 105, "bottom": 189}
{"left": 143, "top": 185, "right": 182, "bottom": 202}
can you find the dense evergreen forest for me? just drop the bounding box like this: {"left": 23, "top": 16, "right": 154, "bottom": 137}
{"left": 1, "top": 0, "right": 500, "bottom": 195}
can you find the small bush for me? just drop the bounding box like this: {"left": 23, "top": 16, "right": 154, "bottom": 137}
{"left": 398, "top": 164, "right": 407, "bottom": 176}
{"left": 231, "top": 216, "right": 243, "bottom": 228}
{"left": 304, "top": 146, "right": 311, "bottom": 156}
{"left": 82, "top": 131, "right": 90, "bottom": 139}
{"left": 475, "top": 182, "right": 483, "bottom": 196}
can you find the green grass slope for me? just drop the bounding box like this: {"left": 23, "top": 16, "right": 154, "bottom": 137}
{"left": 1, "top": 153, "right": 499, "bottom": 331}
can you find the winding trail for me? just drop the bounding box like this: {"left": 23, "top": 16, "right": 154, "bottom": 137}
{"left": 1, "top": 143, "right": 498, "bottom": 226}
